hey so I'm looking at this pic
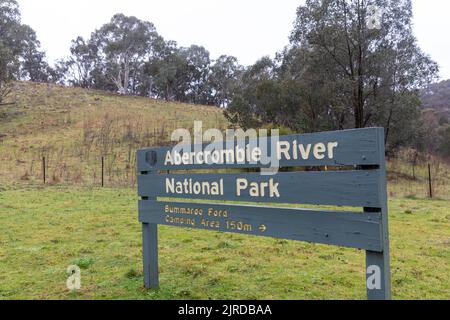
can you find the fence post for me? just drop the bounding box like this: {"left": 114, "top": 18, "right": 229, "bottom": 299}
{"left": 428, "top": 164, "right": 433, "bottom": 199}
{"left": 101, "top": 156, "right": 105, "bottom": 188}
{"left": 42, "top": 157, "right": 46, "bottom": 184}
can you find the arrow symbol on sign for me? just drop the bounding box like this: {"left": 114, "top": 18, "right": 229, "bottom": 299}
{"left": 259, "top": 224, "right": 267, "bottom": 233}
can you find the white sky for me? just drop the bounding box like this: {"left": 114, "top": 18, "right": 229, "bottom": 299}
{"left": 16, "top": 0, "right": 450, "bottom": 79}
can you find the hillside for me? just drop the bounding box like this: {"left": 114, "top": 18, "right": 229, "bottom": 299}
{"left": 1, "top": 81, "right": 449, "bottom": 199}
{"left": 0, "top": 82, "right": 228, "bottom": 187}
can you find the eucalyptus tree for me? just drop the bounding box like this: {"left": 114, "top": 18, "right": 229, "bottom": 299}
{"left": 144, "top": 43, "right": 213, "bottom": 103}
{"left": 209, "top": 55, "right": 243, "bottom": 107}
{"left": 64, "top": 37, "right": 99, "bottom": 88}
{"left": 144, "top": 40, "right": 188, "bottom": 101}
{"left": 225, "top": 57, "right": 277, "bottom": 128}
{"left": 91, "top": 14, "right": 162, "bottom": 95}
{"left": 19, "top": 24, "right": 57, "bottom": 83}
{"left": 0, "top": 0, "right": 22, "bottom": 103}
{"left": 289, "top": 0, "right": 438, "bottom": 143}
{"left": 182, "top": 45, "right": 211, "bottom": 104}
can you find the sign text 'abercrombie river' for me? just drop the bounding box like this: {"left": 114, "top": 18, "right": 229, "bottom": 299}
{"left": 137, "top": 128, "right": 391, "bottom": 300}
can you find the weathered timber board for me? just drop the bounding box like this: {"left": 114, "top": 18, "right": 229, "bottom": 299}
{"left": 137, "top": 128, "right": 382, "bottom": 172}
{"left": 138, "top": 170, "right": 382, "bottom": 207}
{"left": 139, "top": 201, "right": 383, "bottom": 252}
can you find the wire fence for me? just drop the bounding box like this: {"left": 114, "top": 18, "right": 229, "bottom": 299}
{"left": 3, "top": 149, "right": 450, "bottom": 200}
{"left": 387, "top": 156, "right": 450, "bottom": 200}
{"left": 38, "top": 153, "right": 138, "bottom": 188}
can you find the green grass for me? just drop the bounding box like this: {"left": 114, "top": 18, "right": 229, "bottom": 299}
{"left": 0, "top": 186, "right": 448, "bottom": 300}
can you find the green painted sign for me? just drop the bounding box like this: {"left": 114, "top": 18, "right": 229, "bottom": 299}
{"left": 137, "top": 128, "right": 391, "bottom": 300}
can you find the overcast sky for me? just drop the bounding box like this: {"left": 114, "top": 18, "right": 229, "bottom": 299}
{"left": 16, "top": 0, "right": 450, "bottom": 80}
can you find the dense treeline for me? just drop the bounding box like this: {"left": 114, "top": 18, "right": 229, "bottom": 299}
{"left": 59, "top": 14, "right": 244, "bottom": 106}
{"left": 0, "top": 0, "right": 243, "bottom": 107}
{"left": 1, "top": 0, "right": 449, "bottom": 157}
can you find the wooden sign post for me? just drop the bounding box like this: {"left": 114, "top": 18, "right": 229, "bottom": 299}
{"left": 137, "top": 128, "right": 391, "bottom": 300}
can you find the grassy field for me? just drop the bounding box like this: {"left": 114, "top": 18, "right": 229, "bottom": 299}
{"left": 0, "top": 186, "right": 448, "bottom": 300}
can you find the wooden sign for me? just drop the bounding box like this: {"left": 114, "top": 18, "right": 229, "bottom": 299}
{"left": 137, "top": 128, "right": 391, "bottom": 300}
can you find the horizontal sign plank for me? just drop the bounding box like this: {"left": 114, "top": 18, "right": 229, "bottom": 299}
{"left": 139, "top": 201, "right": 383, "bottom": 252}
{"left": 137, "top": 128, "right": 382, "bottom": 172}
{"left": 138, "top": 170, "right": 381, "bottom": 207}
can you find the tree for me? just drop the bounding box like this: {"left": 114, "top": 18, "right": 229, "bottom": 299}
{"left": 182, "top": 45, "right": 211, "bottom": 104}
{"left": 143, "top": 42, "right": 214, "bottom": 103}
{"left": 289, "top": 0, "right": 438, "bottom": 140}
{"left": 91, "top": 14, "right": 161, "bottom": 95}
{"left": 225, "top": 57, "right": 277, "bottom": 128}
{"left": 64, "top": 37, "right": 99, "bottom": 88}
{"left": 20, "top": 25, "right": 56, "bottom": 83}
{"left": 209, "top": 55, "right": 242, "bottom": 107}
{"left": 0, "top": 0, "right": 21, "bottom": 103}
{"left": 276, "top": 46, "right": 349, "bottom": 132}
{"left": 144, "top": 40, "right": 188, "bottom": 101}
